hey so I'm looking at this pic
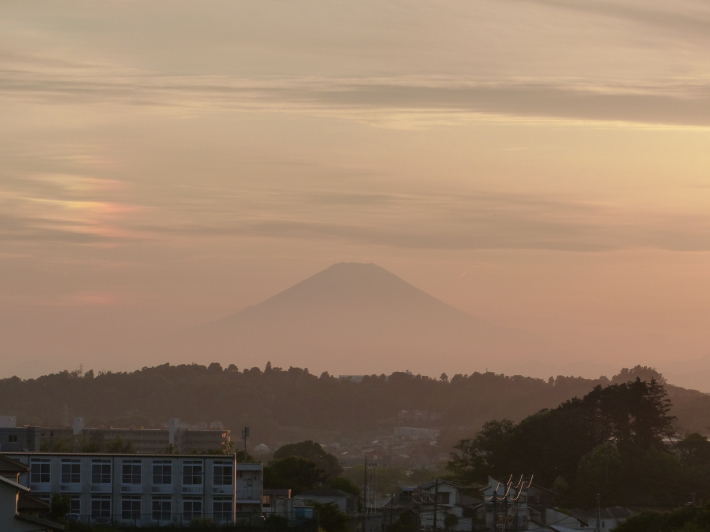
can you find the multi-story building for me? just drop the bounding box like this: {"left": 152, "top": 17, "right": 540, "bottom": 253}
{"left": 0, "top": 417, "right": 229, "bottom": 454}
{"left": 1, "top": 452, "right": 262, "bottom": 527}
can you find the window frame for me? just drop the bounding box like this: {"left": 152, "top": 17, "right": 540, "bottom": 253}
{"left": 30, "top": 459, "right": 51, "bottom": 484}
{"left": 213, "top": 462, "right": 233, "bottom": 486}
{"left": 152, "top": 497, "right": 172, "bottom": 522}
{"left": 212, "top": 497, "right": 233, "bottom": 523}
{"left": 69, "top": 497, "right": 81, "bottom": 515}
{"left": 91, "top": 459, "right": 112, "bottom": 484}
{"left": 152, "top": 460, "right": 172, "bottom": 485}
{"left": 182, "top": 497, "right": 202, "bottom": 521}
{"left": 61, "top": 459, "right": 81, "bottom": 484}
{"left": 121, "top": 495, "right": 141, "bottom": 520}
{"left": 91, "top": 496, "right": 111, "bottom": 519}
{"left": 121, "top": 459, "right": 142, "bottom": 485}
{"left": 182, "top": 460, "right": 203, "bottom": 486}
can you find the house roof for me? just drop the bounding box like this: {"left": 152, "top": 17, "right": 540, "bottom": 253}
{"left": 264, "top": 489, "right": 292, "bottom": 497}
{"left": 15, "top": 513, "right": 65, "bottom": 531}
{"left": 572, "top": 506, "right": 634, "bottom": 521}
{"left": 0, "top": 455, "right": 29, "bottom": 474}
{"left": 18, "top": 491, "right": 51, "bottom": 511}
{"left": 299, "top": 489, "right": 357, "bottom": 499}
{"left": 419, "top": 480, "right": 466, "bottom": 490}
{"left": 0, "top": 475, "right": 30, "bottom": 492}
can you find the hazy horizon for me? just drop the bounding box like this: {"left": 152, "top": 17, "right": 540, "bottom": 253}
{"left": 3, "top": 1, "right": 710, "bottom": 390}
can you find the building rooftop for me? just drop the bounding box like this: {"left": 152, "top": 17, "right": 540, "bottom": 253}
{"left": 0, "top": 454, "right": 30, "bottom": 474}
{"left": 264, "top": 489, "right": 292, "bottom": 497}
{"left": 0, "top": 451, "right": 237, "bottom": 459}
{"left": 300, "top": 488, "right": 358, "bottom": 499}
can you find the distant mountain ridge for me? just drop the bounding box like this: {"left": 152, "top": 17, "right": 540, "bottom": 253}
{"left": 149, "top": 262, "right": 544, "bottom": 375}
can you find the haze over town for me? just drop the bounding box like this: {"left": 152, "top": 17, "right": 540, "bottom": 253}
{"left": 3, "top": 0, "right": 710, "bottom": 392}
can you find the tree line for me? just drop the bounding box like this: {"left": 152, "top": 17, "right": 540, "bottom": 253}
{"left": 447, "top": 377, "right": 710, "bottom": 507}
{"left": 1, "top": 362, "right": 709, "bottom": 448}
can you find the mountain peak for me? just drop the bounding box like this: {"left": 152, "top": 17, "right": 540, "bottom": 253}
{"left": 257, "top": 262, "right": 444, "bottom": 311}
{"left": 158, "top": 262, "right": 543, "bottom": 375}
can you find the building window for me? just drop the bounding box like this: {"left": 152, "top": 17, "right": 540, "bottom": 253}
{"left": 30, "top": 459, "right": 51, "bottom": 484}
{"left": 214, "top": 462, "right": 233, "bottom": 486}
{"left": 91, "top": 496, "right": 111, "bottom": 520}
{"left": 152, "top": 497, "right": 172, "bottom": 522}
{"left": 437, "top": 492, "right": 450, "bottom": 504}
{"left": 153, "top": 460, "right": 172, "bottom": 485}
{"left": 122, "top": 460, "right": 142, "bottom": 484}
{"left": 122, "top": 496, "right": 141, "bottom": 520}
{"left": 8, "top": 434, "right": 18, "bottom": 443}
{"left": 92, "top": 459, "right": 112, "bottom": 484}
{"left": 213, "top": 498, "right": 233, "bottom": 523}
{"left": 69, "top": 497, "right": 81, "bottom": 515}
{"left": 183, "top": 497, "right": 202, "bottom": 521}
{"left": 61, "top": 459, "right": 81, "bottom": 484}
{"left": 183, "top": 461, "right": 203, "bottom": 485}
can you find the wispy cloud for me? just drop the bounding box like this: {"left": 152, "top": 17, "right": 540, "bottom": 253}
{"left": 132, "top": 189, "right": 710, "bottom": 253}
{"left": 3, "top": 70, "right": 710, "bottom": 128}
{"left": 512, "top": 0, "right": 710, "bottom": 39}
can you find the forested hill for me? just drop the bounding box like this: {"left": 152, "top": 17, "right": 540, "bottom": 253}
{"left": 1, "top": 363, "right": 709, "bottom": 447}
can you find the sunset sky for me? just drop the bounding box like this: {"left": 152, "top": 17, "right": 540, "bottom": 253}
{"left": 2, "top": 1, "right": 710, "bottom": 388}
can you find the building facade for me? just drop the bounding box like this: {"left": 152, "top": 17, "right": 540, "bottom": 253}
{"left": 1, "top": 452, "right": 262, "bottom": 527}
{"left": 0, "top": 417, "right": 229, "bottom": 454}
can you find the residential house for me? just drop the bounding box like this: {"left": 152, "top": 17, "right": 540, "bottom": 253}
{"left": 385, "top": 481, "right": 483, "bottom": 531}
{"left": 263, "top": 488, "right": 293, "bottom": 515}
{"left": 0, "top": 475, "right": 63, "bottom": 532}
{"left": 0, "top": 455, "right": 30, "bottom": 482}
{"left": 299, "top": 488, "right": 359, "bottom": 514}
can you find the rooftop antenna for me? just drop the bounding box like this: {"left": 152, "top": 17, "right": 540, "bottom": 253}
{"left": 241, "top": 426, "right": 250, "bottom": 453}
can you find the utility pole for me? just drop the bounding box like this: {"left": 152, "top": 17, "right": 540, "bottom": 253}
{"left": 363, "top": 457, "right": 368, "bottom": 512}
{"left": 595, "top": 494, "right": 601, "bottom": 532}
{"left": 241, "top": 427, "right": 249, "bottom": 453}
{"left": 493, "top": 488, "right": 498, "bottom": 532}
{"left": 433, "top": 479, "right": 439, "bottom": 531}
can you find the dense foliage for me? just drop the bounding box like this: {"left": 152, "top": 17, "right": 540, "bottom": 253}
{"left": 447, "top": 378, "right": 710, "bottom": 507}
{"left": 1, "top": 363, "right": 708, "bottom": 449}
{"left": 264, "top": 456, "right": 322, "bottom": 495}
{"left": 615, "top": 504, "right": 710, "bottom": 532}
{"left": 273, "top": 440, "right": 344, "bottom": 478}
{"left": 311, "top": 502, "right": 351, "bottom": 532}
{"left": 264, "top": 441, "right": 358, "bottom": 498}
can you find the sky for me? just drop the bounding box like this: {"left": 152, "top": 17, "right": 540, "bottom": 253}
{"left": 2, "top": 0, "right": 710, "bottom": 388}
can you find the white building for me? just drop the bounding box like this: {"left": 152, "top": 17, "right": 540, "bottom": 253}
{"left": 0, "top": 417, "right": 230, "bottom": 454}
{"left": 1, "top": 452, "right": 262, "bottom": 527}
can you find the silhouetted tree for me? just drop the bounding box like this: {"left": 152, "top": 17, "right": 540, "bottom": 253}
{"left": 264, "top": 456, "right": 321, "bottom": 495}
{"left": 273, "top": 440, "right": 343, "bottom": 479}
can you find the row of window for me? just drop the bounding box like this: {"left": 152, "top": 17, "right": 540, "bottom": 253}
{"left": 30, "top": 459, "right": 233, "bottom": 486}
{"left": 74, "top": 495, "right": 233, "bottom": 522}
